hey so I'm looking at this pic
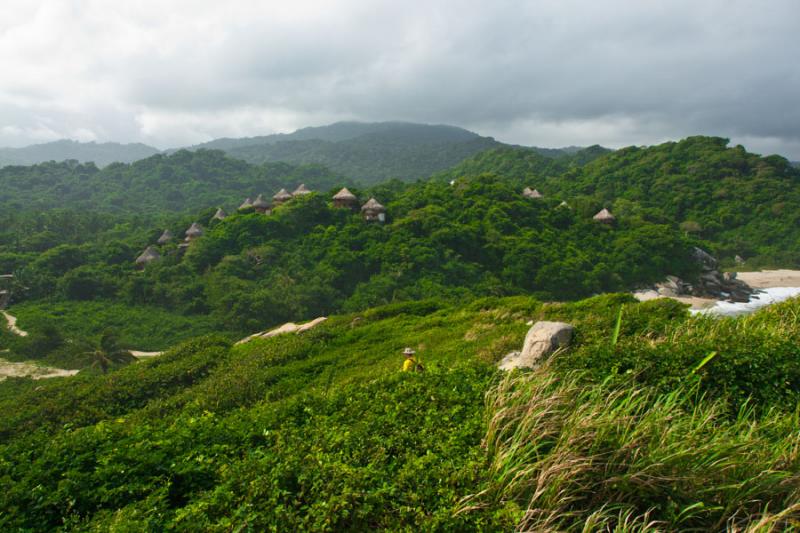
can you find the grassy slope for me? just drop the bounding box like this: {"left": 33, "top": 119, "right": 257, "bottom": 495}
{"left": 4, "top": 300, "right": 221, "bottom": 352}
{"left": 1, "top": 295, "right": 799, "bottom": 530}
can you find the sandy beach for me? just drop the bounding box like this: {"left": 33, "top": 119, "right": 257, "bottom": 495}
{"left": 633, "top": 290, "right": 717, "bottom": 310}
{"left": 735, "top": 270, "right": 800, "bottom": 289}
{"left": 634, "top": 269, "right": 800, "bottom": 311}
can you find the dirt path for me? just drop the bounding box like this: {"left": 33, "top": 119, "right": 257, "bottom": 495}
{"left": 0, "top": 357, "right": 79, "bottom": 381}
{"left": 2, "top": 311, "right": 28, "bottom": 337}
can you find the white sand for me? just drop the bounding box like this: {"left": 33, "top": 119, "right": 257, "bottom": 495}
{"left": 0, "top": 357, "right": 79, "bottom": 381}
{"left": 735, "top": 269, "right": 800, "bottom": 289}
{"left": 634, "top": 269, "right": 800, "bottom": 312}
{"left": 633, "top": 290, "right": 717, "bottom": 310}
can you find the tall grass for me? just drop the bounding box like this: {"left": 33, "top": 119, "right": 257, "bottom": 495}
{"left": 461, "top": 363, "right": 800, "bottom": 531}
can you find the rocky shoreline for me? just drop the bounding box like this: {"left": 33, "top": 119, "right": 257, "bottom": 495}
{"left": 640, "top": 248, "right": 757, "bottom": 304}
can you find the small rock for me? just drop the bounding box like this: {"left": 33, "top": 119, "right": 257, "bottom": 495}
{"left": 498, "top": 321, "right": 574, "bottom": 370}
{"left": 656, "top": 287, "right": 680, "bottom": 298}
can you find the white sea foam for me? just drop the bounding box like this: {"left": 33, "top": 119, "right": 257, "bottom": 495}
{"left": 691, "top": 287, "right": 800, "bottom": 317}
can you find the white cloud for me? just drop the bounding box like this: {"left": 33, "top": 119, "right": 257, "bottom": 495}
{"left": 0, "top": 0, "right": 798, "bottom": 157}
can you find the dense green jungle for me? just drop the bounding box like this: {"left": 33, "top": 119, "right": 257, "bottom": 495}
{"left": 1, "top": 134, "right": 800, "bottom": 530}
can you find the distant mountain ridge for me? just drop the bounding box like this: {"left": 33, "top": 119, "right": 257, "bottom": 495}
{"left": 179, "top": 121, "right": 507, "bottom": 183}
{"left": 0, "top": 139, "right": 159, "bottom": 168}
{"left": 0, "top": 122, "right": 596, "bottom": 183}
{"left": 180, "top": 121, "right": 482, "bottom": 151}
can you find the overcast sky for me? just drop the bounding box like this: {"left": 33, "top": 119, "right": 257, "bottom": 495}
{"left": 1, "top": 0, "right": 799, "bottom": 158}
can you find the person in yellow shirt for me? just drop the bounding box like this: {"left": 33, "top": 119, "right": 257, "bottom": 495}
{"left": 402, "top": 347, "right": 424, "bottom": 372}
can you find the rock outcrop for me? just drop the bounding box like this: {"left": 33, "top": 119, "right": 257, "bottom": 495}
{"left": 498, "top": 321, "right": 574, "bottom": 370}
{"left": 652, "top": 248, "right": 756, "bottom": 303}
{"left": 236, "top": 317, "right": 328, "bottom": 345}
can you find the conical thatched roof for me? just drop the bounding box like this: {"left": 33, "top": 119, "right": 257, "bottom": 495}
{"left": 212, "top": 208, "right": 227, "bottom": 221}
{"left": 558, "top": 200, "right": 570, "bottom": 209}
{"left": 292, "top": 183, "right": 312, "bottom": 196}
{"left": 252, "top": 194, "right": 270, "bottom": 209}
{"left": 157, "top": 229, "right": 174, "bottom": 245}
{"left": 273, "top": 188, "right": 292, "bottom": 202}
{"left": 238, "top": 197, "right": 253, "bottom": 210}
{"left": 361, "top": 197, "right": 386, "bottom": 213}
{"left": 185, "top": 222, "right": 204, "bottom": 239}
{"left": 135, "top": 246, "right": 161, "bottom": 266}
{"left": 523, "top": 187, "right": 543, "bottom": 199}
{"left": 593, "top": 208, "right": 615, "bottom": 222}
{"left": 333, "top": 187, "right": 357, "bottom": 201}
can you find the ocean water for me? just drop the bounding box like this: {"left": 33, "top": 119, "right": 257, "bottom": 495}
{"left": 692, "top": 287, "right": 800, "bottom": 317}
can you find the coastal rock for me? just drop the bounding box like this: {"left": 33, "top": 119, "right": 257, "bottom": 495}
{"left": 645, "top": 249, "right": 757, "bottom": 303}
{"left": 498, "top": 321, "right": 574, "bottom": 370}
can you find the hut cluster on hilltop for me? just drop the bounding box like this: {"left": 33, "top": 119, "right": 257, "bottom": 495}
{"left": 522, "top": 186, "right": 615, "bottom": 224}
{"left": 135, "top": 185, "right": 387, "bottom": 268}
{"left": 135, "top": 183, "right": 613, "bottom": 268}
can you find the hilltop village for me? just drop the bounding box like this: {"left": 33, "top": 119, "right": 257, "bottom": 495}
{"left": 134, "top": 185, "right": 392, "bottom": 269}
{"left": 135, "top": 184, "right": 615, "bottom": 269}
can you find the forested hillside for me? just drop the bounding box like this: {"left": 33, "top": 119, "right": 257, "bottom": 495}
{"left": 186, "top": 122, "right": 505, "bottom": 183}
{"left": 0, "top": 139, "right": 159, "bottom": 167}
{"left": 3, "top": 134, "right": 800, "bottom": 530}
{"left": 0, "top": 150, "right": 344, "bottom": 214}
{"left": 0, "top": 174, "right": 698, "bottom": 355}
{"left": 440, "top": 137, "right": 800, "bottom": 267}
{"left": 185, "top": 121, "right": 482, "bottom": 150}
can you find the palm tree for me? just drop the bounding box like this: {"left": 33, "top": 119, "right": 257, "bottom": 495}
{"left": 86, "top": 331, "right": 136, "bottom": 374}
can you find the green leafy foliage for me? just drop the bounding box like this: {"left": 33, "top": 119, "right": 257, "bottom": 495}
{"left": 2, "top": 294, "right": 799, "bottom": 530}
{"left": 441, "top": 137, "right": 800, "bottom": 267}
{"left": 0, "top": 149, "right": 344, "bottom": 215}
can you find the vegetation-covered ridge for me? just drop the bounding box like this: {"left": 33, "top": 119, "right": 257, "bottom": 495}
{"left": 0, "top": 149, "right": 344, "bottom": 215}
{"left": 440, "top": 136, "right": 800, "bottom": 267}
{"left": 1, "top": 294, "right": 799, "bottom": 530}
{"left": 1, "top": 170, "right": 699, "bottom": 352}
{"left": 163, "top": 121, "right": 603, "bottom": 184}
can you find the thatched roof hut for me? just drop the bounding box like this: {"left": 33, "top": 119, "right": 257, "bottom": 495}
{"left": 212, "top": 208, "right": 227, "bottom": 221}
{"left": 558, "top": 200, "right": 570, "bottom": 209}
{"left": 185, "top": 222, "right": 204, "bottom": 241}
{"left": 593, "top": 208, "right": 615, "bottom": 223}
{"left": 332, "top": 187, "right": 358, "bottom": 209}
{"left": 135, "top": 246, "right": 161, "bottom": 269}
{"left": 361, "top": 197, "right": 386, "bottom": 222}
{"left": 238, "top": 197, "right": 253, "bottom": 211}
{"left": 292, "top": 183, "right": 312, "bottom": 196}
{"left": 523, "top": 187, "right": 543, "bottom": 199}
{"left": 273, "top": 188, "right": 292, "bottom": 204}
{"left": 252, "top": 194, "right": 271, "bottom": 214}
{"left": 157, "top": 229, "right": 174, "bottom": 245}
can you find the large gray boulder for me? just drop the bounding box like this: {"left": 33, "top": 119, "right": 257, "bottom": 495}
{"left": 498, "top": 321, "right": 575, "bottom": 370}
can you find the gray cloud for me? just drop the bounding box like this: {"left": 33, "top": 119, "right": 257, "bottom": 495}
{"left": 0, "top": 0, "right": 798, "bottom": 158}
